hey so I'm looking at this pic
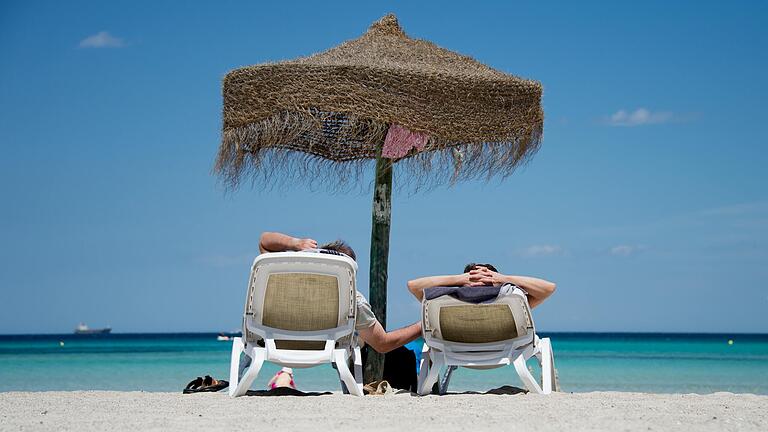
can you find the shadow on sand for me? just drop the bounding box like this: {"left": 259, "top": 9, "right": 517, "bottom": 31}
{"left": 245, "top": 388, "right": 332, "bottom": 397}
{"left": 244, "top": 385, "right": 526, "bottom": 397}
{"left": 398, "top": 385, "right": 528, "bottom": 396}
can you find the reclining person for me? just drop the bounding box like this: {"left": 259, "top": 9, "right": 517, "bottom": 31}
{"left": 406, "top": 263, "right": 556, "bottom": 391}
{"left": 406, "top": 262, "right": 556, "bottom": 308}
{"left": 259, "top": 231, "right": 421, "bottom": 354}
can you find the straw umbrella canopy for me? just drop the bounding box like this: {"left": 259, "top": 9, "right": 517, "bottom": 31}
{"left": 216, "top": 14, "right": 543, "bottom": 382}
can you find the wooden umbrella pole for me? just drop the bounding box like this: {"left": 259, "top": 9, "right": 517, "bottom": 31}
{"left": 364, "top": 152, "right": 393, "bottom": 384}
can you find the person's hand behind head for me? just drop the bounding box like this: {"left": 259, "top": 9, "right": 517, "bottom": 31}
{"left": 292, "top": 238, "right": 318, "bottom": 251}
{"left": 462, "top": 271, "right": 487, "bottom": 287}
{"left": 469, "top": 267, "right": 505, "bottom": 287}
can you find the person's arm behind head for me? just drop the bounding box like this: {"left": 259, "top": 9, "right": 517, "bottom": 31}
{"left": 469, "top": 267, "right": 556, "bottom": 308}
{"left": 503, "top": 274, "right": 556, "bottom": 308}
{"left": 259, "top": 231, "right": 317, "bottom": 254}
{"left": 406, "top": 273, "right": 484, "bottom": 301}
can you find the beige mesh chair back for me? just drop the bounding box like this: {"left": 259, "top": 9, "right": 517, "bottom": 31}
{"left": 418, "top": 285, "right": 558, "bottom": 395}
{"left": 228, "top": 251, "right": 364, "bottom": 396}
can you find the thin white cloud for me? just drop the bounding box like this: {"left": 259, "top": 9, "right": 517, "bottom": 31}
{"left": 610, "top": 245, "right": 646, "bottom": 256}
{"left": 518, "top": 245, "right": 563, "bottom": 258}
{"left": 605, "top": 108, "right": 674, "bottom": 127}
{"left": 79, "top": 31, "right": 125, "bottom": 48}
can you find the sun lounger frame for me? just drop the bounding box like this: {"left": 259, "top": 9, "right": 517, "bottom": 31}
{"left": 229, "top": 252, "right": 364, "bottom": 397}
{"left": 417, "top": 286, "right": 558, "bottom": 395}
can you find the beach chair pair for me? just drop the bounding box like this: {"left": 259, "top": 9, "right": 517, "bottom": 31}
{"left": 228, "top": 251, "right": 558, "bottom": 397}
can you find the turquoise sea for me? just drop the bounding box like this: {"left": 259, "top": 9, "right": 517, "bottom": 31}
{"left": 1, "top": 333, "right": 766, "bottom": 394}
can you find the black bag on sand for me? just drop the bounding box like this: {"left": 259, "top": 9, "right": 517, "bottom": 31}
{"left": 362, "top": 345, "right": 418, "bottom": 393}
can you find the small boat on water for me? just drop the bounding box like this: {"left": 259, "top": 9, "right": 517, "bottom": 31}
{"left": 74, "top": 323, "right": 111, "bottom": 335}
{"left": 216, "top": 333, "right": 231, "bottom": 341}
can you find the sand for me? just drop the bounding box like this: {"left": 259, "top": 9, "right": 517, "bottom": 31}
{"left": 1, "top": 391, "right": 766, "bottom": 432}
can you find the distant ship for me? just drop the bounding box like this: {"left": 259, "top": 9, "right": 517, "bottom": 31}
{"left": 74, "top": 323, "right": 111, "bottom": 335}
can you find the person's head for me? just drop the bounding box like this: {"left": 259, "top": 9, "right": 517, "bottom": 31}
{"left": 463, "top": 262, "right": 499, "bottom": 273}
{"left": 320, "top": 240, "right": 356, "bottom": 261}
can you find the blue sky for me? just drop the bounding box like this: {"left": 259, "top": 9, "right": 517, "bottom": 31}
{"left": 1, "top": 1, "right": 766, "bottom": 334}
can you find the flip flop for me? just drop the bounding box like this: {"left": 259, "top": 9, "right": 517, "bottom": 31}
{"left": 183, "top": 375, "right": 229, "bottom": 394}
{"left": 183, "top": 377, "right": 203, "bottom": 394}
{"left": 203, "top": 375, "right": 214, "bottom": 387}
{"left": 199, "top": 375, "right": 229, "bottom": 392}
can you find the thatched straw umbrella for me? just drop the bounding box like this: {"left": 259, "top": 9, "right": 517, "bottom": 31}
{"left": 216, "top": 14, "right": 543, "bottom": 383}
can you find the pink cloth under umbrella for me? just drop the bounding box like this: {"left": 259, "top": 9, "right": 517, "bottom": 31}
{"left": 381, "top": 124, "right": 429, "bottom": 159}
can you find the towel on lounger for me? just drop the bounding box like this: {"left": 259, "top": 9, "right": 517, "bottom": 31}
{"left": 424, "top": 284, "right": 524, "bottom": 303}
{"left": 423, "top": 286, "right": 501, "bottom": 303}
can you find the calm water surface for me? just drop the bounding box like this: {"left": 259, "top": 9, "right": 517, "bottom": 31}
{"left": 1, "top": 333, "right": 766, "bottom": 394}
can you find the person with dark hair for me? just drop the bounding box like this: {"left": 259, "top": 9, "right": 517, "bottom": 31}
{"left": 258, "top": 231, "right": 422, "bottom": 391}
{"left": 407, "top": 263, "right": 555, "bottom": 392}
{"left": 463, "top": 262, "right": 498, "bottom": 273}
{"left": 318, "top": 239, "right": 357, "bottom": 261}
{"left": 407, "top": 263, "right": 556, "bottom": 308}
{"left": 258, "top": 232, "right": 421, "bottom": 353}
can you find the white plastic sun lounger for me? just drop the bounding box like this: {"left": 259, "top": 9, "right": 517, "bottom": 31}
{"left": 228, "top": 251, "right": 364, "bottom": 397}
{"left": 417, "top": 285, "right": 559, "bottom": 395}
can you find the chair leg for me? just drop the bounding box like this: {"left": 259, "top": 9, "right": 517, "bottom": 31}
{"left": 418, "top": 350, "right": 442, "bottom": 396}
{"left": 353, "top": 346, "right": 364, "bottom": 392}
{"left": 540, "top": 337, "right": 559, "bottom": 393}
{"left": 514, "top": 350, "right": 544, "bottom": 394}
{"left": 230, "top": 346, "right": 265, "bottom": 397}
{"left": 417, "top": 348, "right": 430, "bottom": 395}
{"left": 334, "top": 349, "right": 363, "bottom": 396}
{"left": 538, "top": 338, "right": 553, "bottom": 394}
{"left": 438, "top": 365, "right": 457, "bottom": 395}
{"left": 228, "top": 337, "right": 245, "bottom": 396}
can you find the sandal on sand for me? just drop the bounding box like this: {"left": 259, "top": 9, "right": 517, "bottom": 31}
{"left": 363, "top": 380, "right": 393, "bottom": 396}
{"left": 201, "top": 375, "right": 229, "bottom": 392}
{"left": 183, "top": 375, "right": 229, "bottom": 394}
{"left": 183, "top": 377, "right": 204, "bottom": 394}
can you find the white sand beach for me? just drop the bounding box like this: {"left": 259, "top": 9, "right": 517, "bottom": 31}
{"left": 2, "top": 391, "right": 766, "bottom": 432}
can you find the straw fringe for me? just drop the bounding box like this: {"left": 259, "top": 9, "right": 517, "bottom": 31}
{"left": 216, "top": 109, "right": 541, "bottom": 192}
{"left": 216, "top": 14, "right": 544, "bottom": 191}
